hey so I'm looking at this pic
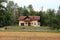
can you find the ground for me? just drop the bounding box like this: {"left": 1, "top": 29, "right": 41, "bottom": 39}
{"left": 0, "top": 32, "right": 60, "bottom": 40}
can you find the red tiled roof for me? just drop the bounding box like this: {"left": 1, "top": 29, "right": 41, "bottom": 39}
{"left": 18, "top": 16, "right": 26, "bottom": 20}
{"left": 29, "top": 16, "right": 40, "bottom": 20}
{"left": 18, "top": 16, "right": 40, "bottom": 21}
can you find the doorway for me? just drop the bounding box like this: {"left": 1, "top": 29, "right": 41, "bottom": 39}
{"left": 28, "top": 22, "right": 31, "bottom": 26}
{"left": 21, "top": 23, "right": 24, "bottom": 26}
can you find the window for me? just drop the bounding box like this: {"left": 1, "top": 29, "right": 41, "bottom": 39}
{"left": 34, "top": 23, "right": 36, "bottom": 25}
{"left": 26, "top": 23, "right": 27, "bottom": 24}
{"left": 21, "top": 23, "right": 24, "bottom": 26}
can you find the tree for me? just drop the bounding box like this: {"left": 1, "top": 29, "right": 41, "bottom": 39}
{"left": 18, "top": 6, "right": 29, "bottom": 16}
{"left": 0, "top": 0, "right": 7, "bottom": 3}
{"left": 37, "top": 10, "right": 45, "bottom": 26}
{"left": 22, "top": 6, "right": 29, "bottom": 16}
{"left": 7, "top": 1, "right": 19, "bottom": 25}
{"left": 18, "top": 7, "right": 23, "bottom": 16}
{"left": 0, "top": 0, "right": 8, "bottom": 27}
{"left": 46, "top": 9, "right": 56, "bottom": 29}
{"left": 55, "top": 6, "right": 60, "bottom": 30}
{"left": 28, "top": 4, "right": 33, "bottom": 11}
{"left": 27, "top": 4, "right": 36, "bottom": 16}
{"left": 7, "top": 1, "right": 15, "bottom": 15}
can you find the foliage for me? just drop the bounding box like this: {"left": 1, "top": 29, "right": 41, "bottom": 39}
{"left": 7, "top": 1, "right": 19, "bottom": 25}
{"left": 0, "top": 0, "right": 7, "bottom": 27}
{"left": 0, "top": 0, "right": 60, "bottom": 30}
{"left": 0, "top": 0, "right": 7, "bottom": 3}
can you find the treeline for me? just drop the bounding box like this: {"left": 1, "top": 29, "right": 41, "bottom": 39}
{"left": 0, "top": 0, "right": 60, "bottom": 30}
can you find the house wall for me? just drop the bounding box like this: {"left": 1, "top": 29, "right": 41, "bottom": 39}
{"left": 19, "top": 21, "right": 28, "bottom": 26}
{"left": 19, "top": 21, "right": 24, "bottom": 26}
{"left": 31, "top": 21, "right": 40, "bottom": 26}
{"left": 19, "top": 21, "right": 40, "bottom": 26}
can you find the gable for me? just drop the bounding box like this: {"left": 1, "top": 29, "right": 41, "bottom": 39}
{"left": 24, "top": 16, "right": 31, "bottom": 20}
{"left": 25, "top": 18, "right": 31, "bottom": 20}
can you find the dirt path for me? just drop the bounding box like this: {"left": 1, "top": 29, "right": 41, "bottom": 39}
{"left": 0, "top": 32, "right": 60, "bottom": 40}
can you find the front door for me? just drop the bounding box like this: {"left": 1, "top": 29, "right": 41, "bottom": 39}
{"left": 21, "top": 23, "right": 24, "bottom": 26}
{"left": 28, "top": 23, "right": 31, "bottom": 26}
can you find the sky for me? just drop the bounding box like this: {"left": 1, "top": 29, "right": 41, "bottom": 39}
{"left": 12, "top": 0, "right": 60, "bottom": 11}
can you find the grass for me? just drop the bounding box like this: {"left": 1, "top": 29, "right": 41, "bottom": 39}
{"left": 7, "top": 26, "right": 48, "bottom": 28}
{"left": 0, "top": 26, "right": 60, "bottom": 33}
{"left": 0, "top": 29, "right": 60, "bottom": 33}
{"left": 0, "top": 30, "right": 60, "bottom": 33}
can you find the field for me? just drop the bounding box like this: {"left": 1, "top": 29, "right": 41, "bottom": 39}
{"left": 0, "top": 32, "right": 60, "bottom": 40}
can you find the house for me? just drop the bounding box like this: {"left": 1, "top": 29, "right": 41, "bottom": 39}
{"left": 18, "top": 16, "right": 40, "bottom": 26}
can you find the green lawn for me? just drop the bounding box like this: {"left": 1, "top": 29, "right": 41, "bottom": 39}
{"left": 0, "top": 29, "right": 60, "bottom": 33}
{"left": 0, "top": 26, "right": 60, "bottom": 33}
{"left": 7, "top": 26, "right": 48, "bottom": 28}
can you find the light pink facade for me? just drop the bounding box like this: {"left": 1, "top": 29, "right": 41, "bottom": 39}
{"left": 18, "top": 16, "right": 40, "bottom": 26}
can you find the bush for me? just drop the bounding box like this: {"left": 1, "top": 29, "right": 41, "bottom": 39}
{"left": 0, "top": 24, "right": 4, "bottom": 27}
